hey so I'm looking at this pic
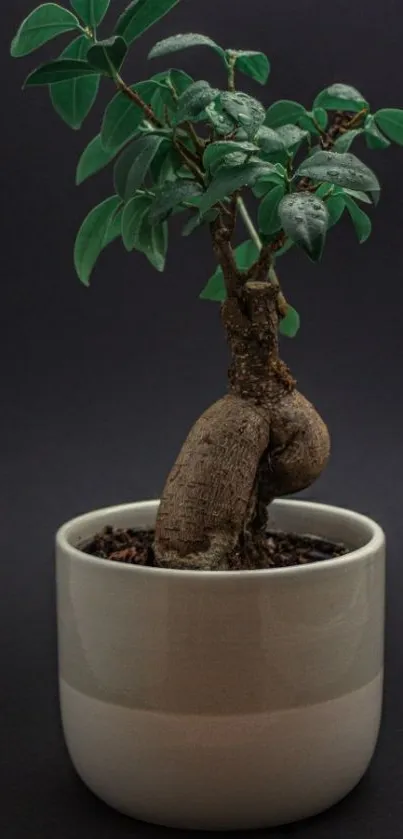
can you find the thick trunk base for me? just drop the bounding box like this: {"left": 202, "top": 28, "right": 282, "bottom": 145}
{"left": 154, "top": 282, "right": 330, "bottom": 571}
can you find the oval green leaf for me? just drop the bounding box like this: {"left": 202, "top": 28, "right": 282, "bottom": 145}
{"left": 298, "top": 108, "right": 327, "bottom": 135}
{"left": 314, "top": 84, "right": 368, "bottom": 112}
{"left": 219, "top": 92, "right": 265, "bottom": 139}
{"left": 50, "top": 36, "right": 100, "bottom": 130}
{"left": 148, "top": 32, "right": 225, "bottom": 60}
{"left": 76, "top": 133, "right": 119, "bottom": 184}
{"left": 70, "top": 0, "right": 110, "bottom": 27}
{"left": 114, "top": 135, "right": 167, "bottom": 200}
{"left": 101, "top": 81, "right": 158, "bottom": 152}
{"left": 279, "top": 305, "right": 300, "bottom": 338}
{"left": 265, "top": 100, "right": 306, "bottom": 129}
{"left": 230, "top": 50, "right": 270, "bottom": 85}
{"left": 364, "top": 115, "right": 390, "bottom": 150}
{"left": 115, "top": 0, "right": 180, "bottom": 45}
{"left": 333, "top": 129, "right": 362, "bottom": 152}
{"left": 275, "top": 124, "right": 308, "bottom": 150}
{"left": 150, "top": 180, "right": 203, "bottom": 224}
{"left": 279, "top": 192, "right": 328, "bottom": 261}
{"left": 344, "top": 195, "right": 372, "bottom": 243}
{"left": 24, "top": 59, "right": 97, "bottom": 86}
{"left": 374, "top": 109, "right": 403, "bottom": 146}
{"left": 74, "top": 195, "right": 122, "bottom": 285}
{"left": 173, "top": 81, "right": 219, "bottom": 126}
{"left": 203, "top": 140, "right": 259, "bottom": 172}
{"left": 258, "top": 184, "right": 286, "bottom": 234}
{"left": 11, "top": 3, "right": 80, "bottom": 57}
{"left": 297, "top": 150, "right": 380, "bottom": 204}
{"left": 199, "top": 161, "right": 277, "bottom": 215}
{"left": 122, "top": 194, "right": 153, "bottom": 250}
{"left": 256, "top": 126, "right": 285, "bottom": 154}
{"left": 87, "top": 36, "right": 127, "bottom": 75}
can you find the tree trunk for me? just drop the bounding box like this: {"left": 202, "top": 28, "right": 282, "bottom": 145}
{"left": 154, "top": 280, "right": 330, "bottom": 570}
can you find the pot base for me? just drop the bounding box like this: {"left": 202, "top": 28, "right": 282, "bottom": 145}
{"left": 60, "top": 671, "right": 382, "bottom": 831}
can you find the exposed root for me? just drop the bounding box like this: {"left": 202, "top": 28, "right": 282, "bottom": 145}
{"left": 154, "top": 394, "right": 271, "bottom": 570}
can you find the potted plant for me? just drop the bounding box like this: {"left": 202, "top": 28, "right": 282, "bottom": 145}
{"left": 11, "top": 0, "right": 400, "bottom": 831}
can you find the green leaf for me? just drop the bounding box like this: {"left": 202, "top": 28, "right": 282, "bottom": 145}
{"left": 149, "top": 144, "right": 181, "bottom": 184}
{"left": 122, "top": 193, "right": 153, "bottom": 250}
{"left": 364, "top": 115, "right": 390, "bottom": 150}
{"left": 11, "top": 3, "right": 80, "bottom": 58}
{"left": 298, "top": 108, "right": 327, "bottom": 135}
{"left": 114, "top": 135, "right": 167, "bottom": 200}
{"left": 74, "top": 196, "right": 122, "bottom": 285}
{"left": 24, "top": 59, "right": 97, "bottom": 86}
{"left": 145, "top": 220, "right": 168, "bottom": 271}
{"left": 200, "top": 240, "right": 259, "bottom": 301}
{"left": 326, "top": 194, "right": 346, "bottom": 227}
{"left": 104, "top": 203, "right": 124, "bottom": 248}
{"left": 199, "top": 161, "right": 277, "bottom": 215}
{"left": 219, "top": 92, "right": 265, "bottom": 139}
{"left": 229, "top": 50, "right": 270, "bottom": 85}
{"left": 101, "top": 81, "right": 159, "bottom": 152}
{"left": 70, "top": 0, "right": 110, "bottom": 27}
{"left": 168, "top": 69, "right": 194, "bottom": 96}
{"left": 200, "top": 269, "right": 225, "bottom": 302}
{"left": 314, "top": 84, "right": 368, "bottom": 112}
{"left": 252, "top": 170, "right": 285, "bottom": 198}
{"left": 265, "top": 100, "right": 306, "bottom": 129}
{"left": 203, "top": 140, "right": 259, "bottom": 172}
{"left": 87, "top": 36, "right": 127, "bottom": 75}
{"left": 258, "top": 184, "right": 286, "bottom": 234}
{"left": 173, "top": 81, "right": 218, "bottom": 125}
{"left": 279, "top": 305, "right": 300, "bottom": 338}
{"left": 150, "top": 181, "right": 203, "bottom": 224}
{"left": 279, "top": 192, "right": 328, "bottom": 261}
{"left": 115, "top": 0, "right": 180, "bottom": 45}
{"left": 373, "top": 109, "right": 403, "bottom": 145}
{"left": 182, "top": 209, "right": 218, "bottom": 236}
{"left": 275, "top": 124, "right": 308, "bottom": 150}
{"left": 342, "top": 187, "right": 372, "bottom": 204}
{"left": 76, "top": 133, "right": 118, "bottom": 184}
{"left": 297, "top": 150, "right": 380, "bottom": 203}
{"left": 333, "top": 129, "right": 362, "bottom": 152}
{"left": 256, "top": 126, "right": 285, "bottom": 154}
{"left": 344, "top": 195, "right": 372, "bottom": 243}
{"left": 148, "top": 32, "right": 225, "bottom": 60}
{"left": 50, "top": 36, "right": 100, "bottom": 130}
{"left": 205, "top": 102, "right": 236, "bottom": 135}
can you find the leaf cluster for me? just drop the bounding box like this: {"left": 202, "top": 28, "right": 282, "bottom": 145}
{"left": 11, "top": 1, "right": 403, "bottom": 337}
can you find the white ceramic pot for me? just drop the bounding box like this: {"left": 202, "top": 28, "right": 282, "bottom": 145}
{"left": 56, "top": 499, "right": 385, "bottom": 832}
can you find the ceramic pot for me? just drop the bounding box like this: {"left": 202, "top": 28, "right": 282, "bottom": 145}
{"left": 56, "top": 499, "right": 385, "bottom": 831}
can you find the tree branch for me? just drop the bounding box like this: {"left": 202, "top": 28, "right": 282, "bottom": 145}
{"left": 115, "top": 77, "right": 163, "bottom": 128}
{"left": 115, "top": 76, "right": 205, "bottom": 185}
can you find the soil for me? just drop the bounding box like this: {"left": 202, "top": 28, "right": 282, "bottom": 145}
{"left": 81, "top": 526, "right": 348, "bottom": 570}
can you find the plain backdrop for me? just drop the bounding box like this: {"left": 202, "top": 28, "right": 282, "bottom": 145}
{"left": 1, "top": 1, "right": 403, "bottom": 837}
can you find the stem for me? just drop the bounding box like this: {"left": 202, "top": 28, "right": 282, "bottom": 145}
{"left": 185, "top": 121, "right": 205, "bottom": 153}
{"left": 115, "top": 74, "right": 163, "bottom": 128}
{"left": 115, "top": 74, "right": 205, "bottom": 184}
{"left": 237, "top": 196, "right": 262, "bottom": 250}
{"left": 236, "top": 197, "right": 288, "bottom": 313}
{"left": 228, "top": 54, "right": 236, "bottom": 92}
{"left": 347, "top": 108, "right": 368, "bottom": 129}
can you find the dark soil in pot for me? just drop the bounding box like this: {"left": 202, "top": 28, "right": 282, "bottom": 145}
{"left": 81, "top": 527, "right": 348, "bottom": 570}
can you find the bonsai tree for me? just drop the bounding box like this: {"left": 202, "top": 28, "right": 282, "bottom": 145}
{"left": 11, "top": 0, "right": 403, "bottom": 570}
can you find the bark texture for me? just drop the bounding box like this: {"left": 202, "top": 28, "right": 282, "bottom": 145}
{"left": 154, "top": 280, "right": 330, "bottom": 570}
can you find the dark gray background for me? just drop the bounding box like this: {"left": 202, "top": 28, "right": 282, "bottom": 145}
{"left": 2, "top": 0, "right": 403, "bottom": 836}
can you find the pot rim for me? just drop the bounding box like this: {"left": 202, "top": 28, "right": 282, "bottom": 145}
{"left": 56, "top": 498, "right": 385, "bottom": 580}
